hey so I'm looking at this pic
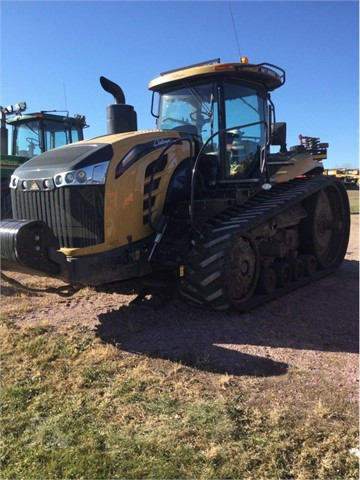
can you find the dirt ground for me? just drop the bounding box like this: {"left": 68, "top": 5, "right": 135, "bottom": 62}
{"left": 1, "top": 216, "right": 359, "bottom": 403}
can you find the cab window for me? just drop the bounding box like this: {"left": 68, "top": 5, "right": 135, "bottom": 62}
{"left": 223, "top": 82, "right": 267, "bottom": 178}
{"left": 14, "top": 121, "right": 41, "bottom": 157}
{"left": 157, "top": 82, "right": 219, "bottom": 147}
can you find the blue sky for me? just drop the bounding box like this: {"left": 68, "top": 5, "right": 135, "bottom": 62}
{"left": 1, "top": 0, "right": 358, "bottom": 168}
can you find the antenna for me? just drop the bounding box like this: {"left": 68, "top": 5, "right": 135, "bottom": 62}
{"left": 63, "top": 82, "right": 68, "bottom": 112}
{"left": 228, "top": 2, "right": 242, "bottom": 58}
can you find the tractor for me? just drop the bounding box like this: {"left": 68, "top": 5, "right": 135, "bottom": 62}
{"left": 0, "top": 58, "right": 350, "bottom": 311}
{"left": 0, "top": 103, "right": 87, "bottom": 218}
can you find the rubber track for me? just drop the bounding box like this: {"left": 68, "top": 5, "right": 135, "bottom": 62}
{"left": 180, "top": 175, "right": 348, "bottom": 311}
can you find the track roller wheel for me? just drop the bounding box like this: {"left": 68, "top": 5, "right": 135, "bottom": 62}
{"left": 272, "top": 262, "right": 292, "bottom": 287}
{"left": 256, "top": 267, "right": 276, "bottom": 294}
{"left": 299, "top": 254, "right": 317, "bottom": 277}
{"left": 287, "top": 258, "right": 305, "bottom": 282}
{"left": 300, "top": 181, "right": 350, "bottom": 269}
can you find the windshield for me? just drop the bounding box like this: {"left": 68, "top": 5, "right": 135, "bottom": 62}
{"left": 157, "top": 79, "right": 267, "bottom": 180}
{"left": 43, "top": 120, "right": 82, "bottom": 150}
{"left": 157, "top": 82, "right": 218, "bottom": 145}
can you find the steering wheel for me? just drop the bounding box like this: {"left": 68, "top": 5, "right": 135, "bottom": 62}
{"left": 26, "top": 137, "right": 40, "bottom": 147}
{"left": 189, "top": 110, "right": 211, "bottom": 122}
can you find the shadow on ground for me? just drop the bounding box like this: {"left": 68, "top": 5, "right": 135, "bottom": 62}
{"left": 95, "top": 259, "right": 358, "bottom": 377}
{"left": 97, "top": 303, "right": 291, "bottom": 377}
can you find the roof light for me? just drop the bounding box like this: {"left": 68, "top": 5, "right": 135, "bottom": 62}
{"left": 240, "top": 56, "right": 249, "bottom": 64}
{"left": 14, "top": 102, "right": 27, "bottom": 112}
{"left": 214, "top": 63, "right": 236, "bottom": 71}
{"left": 2, "top": 102, "right": 27, "bottom": 115}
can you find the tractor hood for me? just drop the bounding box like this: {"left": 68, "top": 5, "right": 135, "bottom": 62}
{"left": 9, "top": 142, "right": 113, "bottom": 191}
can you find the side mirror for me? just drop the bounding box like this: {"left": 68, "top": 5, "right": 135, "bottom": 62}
{"left": 271, "top": 122, "right": 287, "bottom": 152}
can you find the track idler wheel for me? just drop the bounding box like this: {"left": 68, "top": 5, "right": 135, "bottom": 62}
{"left": 226, "top": 235, "right": 260, "bottom": 307}
{"left": 300, "top": 182, "right": 350, "bottom": 269}
{"left": 180, "top": 233, "right": 260, "bottom": 311}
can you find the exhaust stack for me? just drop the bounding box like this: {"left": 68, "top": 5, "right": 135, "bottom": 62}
{"left": 100, "top": 76, "right": 137, "bottom": 134}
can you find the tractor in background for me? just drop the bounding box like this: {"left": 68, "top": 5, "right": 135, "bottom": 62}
{"left": 0, "top": 102, "right": 87, "bottom": 217}
{"left": 324, "top": 168, "right": 359, "bottom": 190}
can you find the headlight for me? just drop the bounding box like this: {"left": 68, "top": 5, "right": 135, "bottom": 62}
{"left": 65, "top": 172, "right": 75, "bottom": 184}
{"left": 53, "top": 161, "right": 109, "bottom": 188}
{"left": 76, "top": 170, "right": 87, "bottom": 183}
{"left": 55, "top": 175, "right": 63, "bottom": 186}
{"left": 10, "top": 176, "right": 19, "bottom": 189}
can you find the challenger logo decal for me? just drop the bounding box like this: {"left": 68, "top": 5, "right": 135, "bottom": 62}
{"left": 153, "top": 138, "right": 174, "bottom": 147}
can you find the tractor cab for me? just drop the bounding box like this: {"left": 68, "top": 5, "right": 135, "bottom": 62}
{"left": 8, "top": 112, "right": 87, "bottom": 158}
{"left": 149, "top": 58, "right": 285, "bottom": 187}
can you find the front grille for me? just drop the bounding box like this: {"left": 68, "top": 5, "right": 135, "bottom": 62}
{"left": 12, "top": 186, "right": 105, "bottom": 248}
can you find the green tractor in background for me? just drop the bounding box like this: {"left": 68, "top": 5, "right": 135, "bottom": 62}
{"left": 0, "top": 102, "right": 87, "bottom": 218}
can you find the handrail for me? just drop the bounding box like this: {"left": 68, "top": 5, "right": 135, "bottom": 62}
{"left": 190, "top": 121, "right": 268, "bottom": 227}
{"left": 256, "top": 63, "right": 286, "bottom": 86}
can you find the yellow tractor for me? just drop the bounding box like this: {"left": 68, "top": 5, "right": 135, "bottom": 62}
{"left": 324, "top": 168, "right": 359, "bottom": 190}
{"left": 0, "top": 58, "right": 350, "bottom": 311}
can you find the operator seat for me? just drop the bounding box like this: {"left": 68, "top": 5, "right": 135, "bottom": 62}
{"left": 172, "top": 124, "right": 201, "bottom": 142}
{"left": 18, "top": 150, "right": 31, "bottom": 158}
{"left": 173, "top": 125, "right": 220, "bottom": 187}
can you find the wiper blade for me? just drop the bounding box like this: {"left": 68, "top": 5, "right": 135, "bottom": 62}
{"left": 183, "top": 81, "right": 213, "bottom": 118}
{"left": 240, "top": 97, "right": 259, "bottom": 114}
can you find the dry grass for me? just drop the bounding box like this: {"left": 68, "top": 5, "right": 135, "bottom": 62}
{"left": 0, "top": 204, "right": 358, "bottom": 479}
{"left": 348, "top": 190, "right": 359, "bottom": 214}
{"left": 1, "top": 319, "right": 358, "bottom": 479}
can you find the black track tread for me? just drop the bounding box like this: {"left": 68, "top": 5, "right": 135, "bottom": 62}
{"left": 179, "top": 176, "right": 350, "bottom": 311}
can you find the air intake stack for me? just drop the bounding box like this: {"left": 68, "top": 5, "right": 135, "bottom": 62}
{"left": 100, "top": 76, "right": 138, "bottom": 134}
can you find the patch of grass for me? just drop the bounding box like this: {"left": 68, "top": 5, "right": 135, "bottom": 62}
{"left": 1, "top": 323, "right": 358, "bottom": 479}
{"left": 348, "top": 190, "right": 359, "bottom": 214}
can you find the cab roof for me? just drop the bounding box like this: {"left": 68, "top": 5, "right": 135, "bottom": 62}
{"left": 149, "top": 59, "right": 286, "bottom": 93}
{"left": 6, "top": 112, "right": 86, "bottom": 126}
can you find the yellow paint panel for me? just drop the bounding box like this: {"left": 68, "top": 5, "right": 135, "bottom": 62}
{"left": 61, "top": 130, "right": 192, "bottom": 257}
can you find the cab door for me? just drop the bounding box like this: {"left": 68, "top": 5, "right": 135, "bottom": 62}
{"left": 220, "top": 80, "right": 268, "bottom": 180}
